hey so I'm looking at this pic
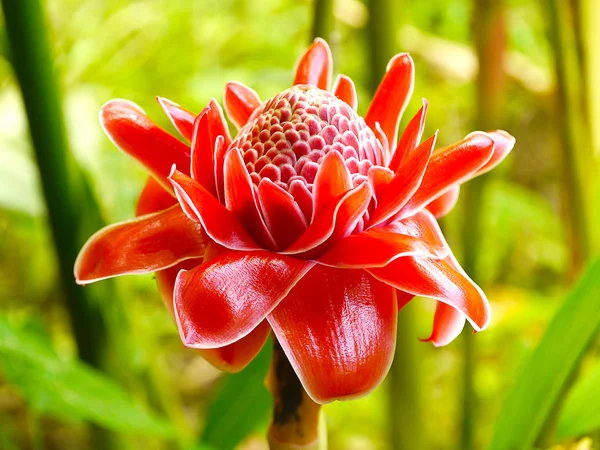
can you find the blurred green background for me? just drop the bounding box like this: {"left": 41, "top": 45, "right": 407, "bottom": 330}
{"left": 0, "top": 0, "right": 599, "bottom": 449}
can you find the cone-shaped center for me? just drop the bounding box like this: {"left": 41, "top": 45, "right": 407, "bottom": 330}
{"left": 229, "top": 85, "right": 384, "bottom": 191}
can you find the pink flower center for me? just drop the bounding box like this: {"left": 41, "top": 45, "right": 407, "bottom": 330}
{"left": 229, "top": 85, "right": 385, "bottom": 191}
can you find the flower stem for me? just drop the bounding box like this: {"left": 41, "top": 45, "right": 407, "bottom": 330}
{"left": 311, "top": 0, "right": 334, "bottom": 42}
{"left": 267, "top": 339, "right": 322, "bottom": 450}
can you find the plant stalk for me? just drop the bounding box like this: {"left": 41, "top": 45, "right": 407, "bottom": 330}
{"left": 311, "top": 0, "right": 335, "bottom": 42}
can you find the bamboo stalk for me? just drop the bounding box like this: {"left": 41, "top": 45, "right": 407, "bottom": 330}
{"left": 311, "top": 0, "right": 334, "bottom": 42}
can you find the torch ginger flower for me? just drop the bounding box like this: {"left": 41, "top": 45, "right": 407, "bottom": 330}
{"left": 75, "top": 39, "right": 515, "bottom": 404}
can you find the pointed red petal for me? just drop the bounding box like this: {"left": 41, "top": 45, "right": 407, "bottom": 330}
{"left": 370, "top": 132, "right": 437, "bottom": 227}
{"left": 289, "top": 179, "right": 314, "bottom": 222}
{"left": 421, "top": 302, "right": 466, "bottom": 347}
{"left": 475, "top": 130, "right": 515, "bottom": 175}
{"left": 293, "top": 38, "right": 332, "bottom": 90}
{"left": 75, "top": 206, "right": 205, "bottom": 284}
{"left": 169, "top": 169, "right": 259, "bottom": 251}
{"left": 317, "top": 222, "right": 447, "bottom": 268}
{"left": 332, "top": 74, "right": 358, "bottom": 110}
{"left": 365, "top": 53, "right": 414, "bottom": 148}
{"left": 368, "top": 165, "right": 394, "bottom": 204}
{"left": 224, "top": 81, "right": 261, "bottom": 129}
{"left": 425, "top": 186, "right": 460, "bottom": 219}
{"left": 136, "top": 177, "right": 177, "bottom": 217}
{"left": 258, "top": 179, "right": 308, "bottom": 250}
{"left": 157, "top": 97, "right": 196, "bottom": 142}
{"left": 224, "top": 150, "right": 277, "bottom": 250}
{"left": 190, "top": 107, "right": 216, "bottom": 195}
{"left": 400, "top": 132, "right": 494, "bottom": 218}
{"left": 312, "top": 150, "right": 353, "bottom": 219}
{"left": 388, "top": 99, "right": 428, "bottom": 172}
{"left": 174, "top": 251, "right": 313, "bottom": 348}
{"left": 100, "top": 99, "right": 191, "bottom": 191}
{"left": 214, "top": 135, "right": 227, "bottom": 203}
{"left": 208, "top": 99, "right": 232, "bottom": 147}
{"left": 268, "top": 266, "right": 397, "bottom": 404}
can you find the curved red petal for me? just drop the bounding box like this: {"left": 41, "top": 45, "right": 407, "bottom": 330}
{"left": 421, "top": 302, "right": 466, "bottom": 347}
{"left": 388, "top": 99, "right": 428, "bottom": 172}
{"left": 400, "top": 132, "right": 495, "bottom": 218}
{"left": 368, "top": 255, "right": 490, "bottom": 331}
{"left": 214, "top": 135, "right": 227, "bottom": 203}
{"left": 174, "top": 251, "right": 313, "bottom": 348}
{"left": 208, "top": 99, "right": 232, "bottom": 147}
{"left": 312, "top": 150, "right": 353, "bottom": 219}
{"left": 224, "top": 81, "right": 261, "bottom": 129}
{"left": 169, "top": 169, "right": 259, "bottom": 251}
{"left": 293, "top": 38, "right": 332, "bottom": 90}
{"left": 367, "top": 165, "right": 394, "bottom": 204}
{"left": 258, "top": 179, "right": 308, "bottom": 250}
{"left": 370, "top": 132, "right": 437, "bottom": 227}
{"left": 332, "top": 74, "right": 358, "bottom": 111}
{"left": 289, "top": 179, "right": 314, "bottom": 222}
{"left": 224, "top": 150, "right": 277, "bottom": 250}
{"left": 136, "top": 177, "right": 177, "bottom": 217}
{"left": 75, "top": 206, "right": 205, "bottom": 284}
{"left": 396, "top": 209, "right": 447, "bottom": 248}
{"left": 190, "top": 108, "right": 216, "bottom": 195}
{"left": 475, "top": 130, "right": 515, "bottom": 175}
{"left": 365, "top": 53, "right": 414, "bottom": 148}
{"left": 283, "top": 182, "right": 372, "bottom": 256}
{"left": 425, "top": 186, "right": 460, "bottom": 219}
{"left": 99, "top": 99, "right": 191, "bottom": 191}
{"left": 317, "top": 222, "right": 447, "bottom": 268}
{"left": 157, "top": 97, "right": 196, "bottom": 142}
{"left": 268, "top": 266, "right": 397, "bottom": 404}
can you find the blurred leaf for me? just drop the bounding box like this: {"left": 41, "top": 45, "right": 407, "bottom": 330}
{"left": 200, "top": 342, "right": 272, "bottom": 449}
{"left": 0, "top": 315, "right": 174, "bottom": 437}
{"left": 489, "top": 258, "right": 600, "bottom": 449}
{"left": 0, "top": 146, "right": 42, "bottom": 216}
{"left": 557, "top": 360, "right": 600, "bottom": 439}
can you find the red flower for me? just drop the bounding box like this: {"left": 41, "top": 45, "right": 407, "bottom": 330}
{"left": 75, "top": 39, "right": 514, "bottom": 403}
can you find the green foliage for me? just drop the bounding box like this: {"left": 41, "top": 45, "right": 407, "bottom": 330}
{"left": 0, "top": 315, "right": 174, "bottom": 437}
{"left": 489, "top": 258, "right": 600, "bottom": 449}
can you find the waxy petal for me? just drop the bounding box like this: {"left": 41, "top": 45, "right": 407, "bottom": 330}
{"left": 312, "top": 150, "right": 353, "bottom": 219}
{"left": 258, "top": 179, "right": 308, "bottom": 250}
{"left": 422, "top": 302, "right": 466, "bottom": 347}
{"left": 365, "top": 53, "right": 414, "bottom": 148}
{"left": 169, "top": 169, "right": 259, "bottom": 251}
{"left": 388, "top": 99, "right": 428, "bottom": 172}
{"left": 224, "top": 81, "right": 262, "bottom": 129}
{"left": 136, "top": 176, "right": 177, "bottom": 217}
{"left": 293, "top": 38, "right": 332, "bottom": 90}
{"left": 317, "top": 223, "right": 447, "bottom": 268}
{"left": 99, "top": 99, "right": 191, "bottom": 191}
{"left": 190, "top": 108, "right": 216, "bottom": 195}
{"left": 224, "top": 150, "right": 277, "bottom": 250}
{"left": 268, "top": 266, "right": 397, "bottom": 404}
{"left": 75, "top": 206, "right": 205, "bottom": 284}
{"left": 370, "top": 132, "right": 437, "bottom": 227}
{"left": 332, "top": 74, "right": 358, "bottom": 111}
{"left": 174, "top": 251, "right": 313, "bottom": 348}
{"left": 157, "top": 97, "right": 196, "bottom": 142}
{"left": 400, "top": 132, "right": 495, "bottom": 218}
{"left": 425, "top": 186, "right": 460, "bottom": 219}
{"left": 368, "top": 165, "right": 394, "bottom": 204}
{"left": 214, "top": 135, "right": 227, "bottom": 203}
{"left": 475, "top": 130, "right": 515, "bottom": 175}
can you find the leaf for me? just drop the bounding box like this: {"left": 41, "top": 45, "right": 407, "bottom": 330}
{"left": 489, "top": 258, "right": 600, "bottom": 450}
{"left": 557, "top": 360, "right": 600, "bottom": 439}
{"left": 0, "top": 316, "right": 174, "bottom": 437}
{"left": 200, "top": 341, "right": 273, "bottom": 450}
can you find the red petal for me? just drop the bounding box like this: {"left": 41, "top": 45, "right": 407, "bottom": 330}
{"left": 396, "top": 209, "right": 446, "bottom": 247}
{"left": 224, "top": 81, "right": 261, "bottom": 129}
{"left": 312, "top": 150, "right": 353, "bottom": 219}
{"left": 136, "top": 177, "right": 177, "bottom": 217}
{"left": 190, "top": 108, "right": 216, "bottom": 195}
{"left": 214, "top": 135, "right": 227, "bottom": 203}
{"left": 368, "top": 166, "right": 394, "bottom": 204}
{"left": 368, "top": 255, "right": 490, "bottom": 331}
{"left": 293, "top": 38, "right": 332, "bottom": 90}
{"left": 400, "top": 132, "right": 494, "bottom": 218}
{"left": 268, "top": 266, "right": 397, "bottom": 404}
{"left": 157, "top": 97, "right": 196, "bottom": 142}
{"left": 75, "top": 206, "right": 205, "bottom": 284}
{"left": 224, "top": 150, "right": 277, "bottom": 250}
{"left": 208, "top": 99, "right": 232, "bottom": 147}
{"left": 174, "top": 251, "right": 313, "bottom": 348}
{"left": 284, "top": 182, "right": 372, "bottom": 256}
{"left": 258, "top": 179, "right": 308, "bottom": 250}
{"left": 99, "top": 99, "right": 191, "bottom": 191}
{"left": 475, "top": 130, "right": 515, "bottom": 175}
{"left": 169, "top": 169, "right": 259, "bottom": 251}
{"left": 332, "top": 74, "right": 358, "bottom": 110}
{"left": 289, "top": 179, "right": 314, "bottom": 222}
{"left": 425, "top": 186, "right": 460, "bottom": 219}
{"left": 370, "top": 132, "right": 437, "bottom": 227}
{"left": 421, "top": 302, "right": 466, "bottom": 347}
{"left": 388, "top": 99, "right": 428, "bottom": 172}
{"left": 317, "top": 222, "right": 447, "bottom": 268}
{"left": 365, "top": 53, "right": 414, "bottom": 148}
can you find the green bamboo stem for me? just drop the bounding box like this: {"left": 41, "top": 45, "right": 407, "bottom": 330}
{"left": 311, "top": 0, "right": 334, "bottom": 42}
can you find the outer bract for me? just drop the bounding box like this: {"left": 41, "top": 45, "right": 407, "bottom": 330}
{"left": 75, "top": 39, "right": 515, "bottom": 403}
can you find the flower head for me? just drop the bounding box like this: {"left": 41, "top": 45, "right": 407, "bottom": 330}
{"left": 75, "top": 39, "right": 515, "bottom": 404}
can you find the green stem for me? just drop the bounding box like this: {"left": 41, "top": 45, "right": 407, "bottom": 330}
{"left": 311, "top": 0, "right": 335, "bottom": 42}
